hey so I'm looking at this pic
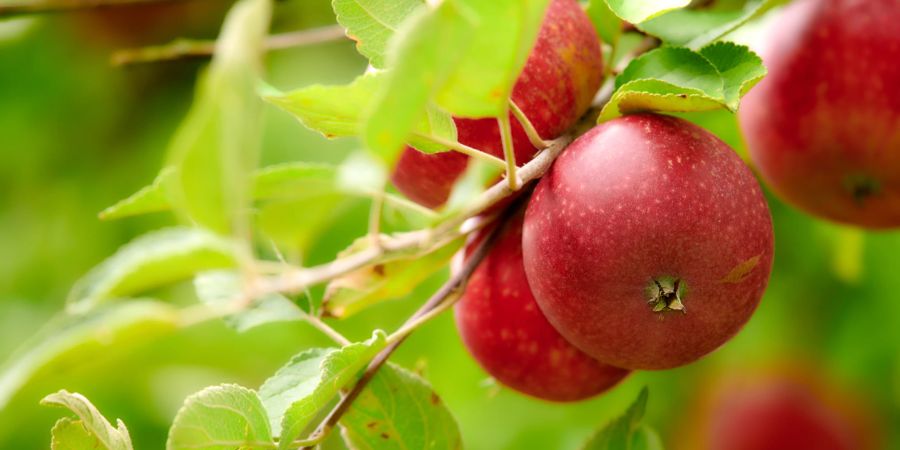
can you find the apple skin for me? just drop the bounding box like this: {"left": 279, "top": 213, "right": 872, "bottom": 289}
{"left": 739, "top": 0, "right": 900, "bottom": 228}
{"left": 685, "top": 371, "right": 882, "bottom": 450}
{"left": 454, "top": 213, "right": 629, "bottom": 402}
{"left": 391, "top": 0, "right": 604, "bottom": 208}
{"left": 522, "top": 114, "right": 774, "bottom": 370}
{"left": 70, "top": 0, "right": 231, "bottom": 46}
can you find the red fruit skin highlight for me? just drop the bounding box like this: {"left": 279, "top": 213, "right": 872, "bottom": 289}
{"left": 523, "top": 114, "right": 774, "bottom": 370}
{"left": 740, "top": 0, "right": 900, "bottom": 228}
{"left": 454, "top": 214, "right": 628, "bottom": 402}
{"left": 391, "top": 0, "right": 604, "bottom": 208}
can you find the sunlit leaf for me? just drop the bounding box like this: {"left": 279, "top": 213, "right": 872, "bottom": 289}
{"left": 99, "top": 168, "right": 175, "bottom": 221}
{"left": 166, "top": 384, "right": 273, "bottom": 450}
{"left": 638, "top": 0, "right": 782, "bottom": 49}
{"left": 42, "top": 390, "right": 132, "bottom": 450}
{"left": 339, "top": 363, "right": 462, "bottom": 450}
{"left": 599, "top": 44, "right": 765, "bottom": 121}
{"left": 194, "top": 271, "right": 305, "bottom": 332}
{"left": 50, "top": 417, "right": 106, "bottom": 450}
{"left": 586, "top": 0, "right": 622, "bottom": 47}
{"left": 67, "top": 227, "right": 237, "bottom": 313}
{"left": 332, "top": 0, "right": 423, "bottom": 68}
{"left": 0, "top": 301, "right": 181, "bottom": 410}
{"left": 265, "top": 73, "right": 456, "bottom": 155}
{"left": 165, "top": 0, "right": 272, "bottom": 233}
{"left": 363, "top": 1, "right": 475, "bottom": 162}
{"left": 605, "top": 0, "right": 690, "bottom": 24}
{"left": 258, "top": 331, "right": 387, "bottom": 448}
{"left": 434, "top": 0, "right": 551, "bottom": 118}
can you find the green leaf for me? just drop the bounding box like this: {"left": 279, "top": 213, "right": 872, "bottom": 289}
{"left": 434, "top": 0, "right": 551, "bottom": 118}
{"left": 322, "top": 237, "right": 461, "bottom": 318}
{"left": 339, "top": 363, "right": 462, "bottom": 450}
{"left": 50, "top": 417, "right": 107, "bottom": 450}
{"left": 194, "top": 271, "right": 305, "bottom": 332}
{"left": 67, "top": 227, "right": 237, "bottom": 313}
{"left": 265, "top": 73, "right": 456, "bottom": 155}
{"left": 363, "top": 1, "right": 475, "bottom": 162}
{"left": 0, "top": 301, "right": 181, "bottom": 410}
{"left": 586, "top": 0, "right": 622, "bottom": 48}
{"left": 638, "top": 0, "right": 779, "bottom": 49}
{"left": 599, "top": 44, "right": 765, "bottom": 121}
{"left": 699, "top": 41, "right": 767, "bottom": 110}
{"left": 258, "top": 331, "right": 387, "bottom": 448}
{"left": 99, "top": 167, "right": 175, "bottom": 220}
{"left": 165, "top": 0, "right": 271, "bottom": 233}
{"left": 581, "top": 388, "right": 662, "bottom": 450}
{"left": 605, "top": 0, "right": 690, "bottom": 24}
{"left": 167, "top": 384, "right": 274, "bottom": 450}
{"left": 42, "top": 390, "right": 133, "bottom": 450}
{"left": 332, "top": 0, "right": 423, "bottom": 69}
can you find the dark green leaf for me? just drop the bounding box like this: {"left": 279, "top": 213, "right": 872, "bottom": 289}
{"left": 586, "top": 0, "right": 622, "bottom": 47}
{"left": 699, "top": 41, "right": 767, "bottom": 110}
{"left": 339, "top": 363, "right": 462, "bottom": 450}
{"left": 258, "top": 331, "right": 387, "bottom": 449}
{"left": 581, "top": 388, "right": 660, "bottom": 450}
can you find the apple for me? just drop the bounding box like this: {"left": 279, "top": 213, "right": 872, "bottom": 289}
{"left": 739, "top": 0, "right": 900, "bottom": 228}
{"left": 682, "top": 370, "right": 882, "bottom": 450}
{"left": 522, "top": 114, "right": 774, "bottom": 370}
{"left": 391, "top": 0, "right": 604, "bottom": 208}
{"left": 454, "top": 213, "right": 629, "bottom": 402}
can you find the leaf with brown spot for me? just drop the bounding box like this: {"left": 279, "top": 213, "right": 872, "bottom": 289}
{"left": 339, "top": 363, "right": 461, "bottom": 450}
{"left": 720, "top": 255, "right": 761, "bottom": 284}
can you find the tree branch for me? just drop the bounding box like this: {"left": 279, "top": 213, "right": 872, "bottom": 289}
{"left": 111, "top": 25, "right": 347, "bottom": 66}
{"left": 0, "top": 0, "right": 186, "bottom": 17}
{"left": 299, "top": 197, "right": 521, "bottom": 449}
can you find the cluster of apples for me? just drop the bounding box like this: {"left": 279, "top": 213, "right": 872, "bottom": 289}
{"left": 394, "top": 0, "right": 898, "bottom": 405}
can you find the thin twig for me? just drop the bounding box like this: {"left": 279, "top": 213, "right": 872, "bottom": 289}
{"left": 0, "top": 0, "right": 184, "bottom": 16}
{"left": 252, "top": 134, "right": 570, "bottom": 300}
{"left": 111, "top": 25, "right": 347, "bottom": 66}
{"left": 509, "top": 100, "right": 549, "bottom": 149}
{"left": 303, "top": 315, "right": 351, "bottom": 346}
{"left": 299, "top": 198, "right": 520, "bottom": 449}
{"left": 498, "top": 114, "right": 519, "bottom": 191}
{"left": 410, "top": 132, "right": 508, "bottom": 170}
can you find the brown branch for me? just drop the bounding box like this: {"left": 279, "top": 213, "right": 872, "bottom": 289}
{"left": 299, "top": 197, "right": 524, "bottom": 449}
{"left": 0, "top": 0, "right": 187, "bottom": 17}
{"left": 111, "top": 25, "right": 347, "bottom": 66}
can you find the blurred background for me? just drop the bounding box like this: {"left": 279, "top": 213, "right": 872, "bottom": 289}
{"left": 0, "top": 0, "right": 898, "bottom": 448}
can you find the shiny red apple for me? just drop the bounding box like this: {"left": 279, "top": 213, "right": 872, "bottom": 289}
{"left": 455, "top": 213, "right": 628, "bottom": 402}
{"left": 391, "top": 0, "right": 604, "bottom": 208}
{"left": 740, "top": 0, "right": 900, "bottom": 228}
{"left": 522, "top": 114, "right": 774, "bottom": 370}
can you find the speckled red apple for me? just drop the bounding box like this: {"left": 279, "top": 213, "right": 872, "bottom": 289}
{"left": 740, "top": 0, "right": 900, "bottom": 228}
{"left": 687, "top": 371, "right": 882, "bottom": 450}
{"left": 391, "top": 0, "right": 603, "bottom": 208}
{"left": 454, "top": 213, "right": 629, "bottom": 402}
{"left": 522, "top": 114, "right": 774, "bottom": 370}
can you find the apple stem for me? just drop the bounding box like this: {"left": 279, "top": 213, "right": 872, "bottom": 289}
{"left": 498, "top": 114, "right": 521, "bottom": 190}
{"left": 411, "top": 132, "right": 508, "bottom": 171}
{"left": 510, "top": 100, "right": 550, "bottom": 149}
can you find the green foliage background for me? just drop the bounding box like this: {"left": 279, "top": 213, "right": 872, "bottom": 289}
{"left": 0, "top": 1, "right": 898, "bottom": 448}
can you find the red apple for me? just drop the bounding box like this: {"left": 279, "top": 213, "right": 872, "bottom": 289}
{"left": 681, "top": 370, "right": 882, "bottom": 450}
{"left": 455, "top": 213, "right": 628, "bottom": 402}
{"left": 391, "top": 0, "right": 604, "bottom": 208}
{"left": 739, "top": 0, "right": 900, "bottom": 228}
{"left": 522, "top": 114, "right": 774, "bottom": 370}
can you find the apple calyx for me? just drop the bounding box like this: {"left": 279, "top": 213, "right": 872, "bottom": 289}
{"left": 842, "top": 174, "right": 882, "bottom": 204}
{"left": 648, "top": 277, "right": 686, "bottom": 314}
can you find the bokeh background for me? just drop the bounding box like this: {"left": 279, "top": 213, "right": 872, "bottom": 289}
{"left": 1, "top": 1, "right": 898, "bottom": 448}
